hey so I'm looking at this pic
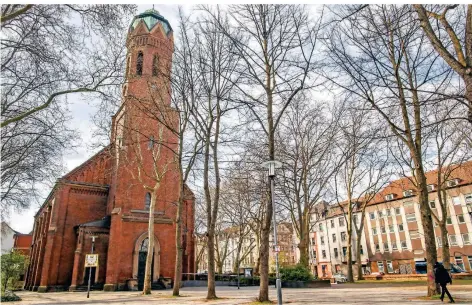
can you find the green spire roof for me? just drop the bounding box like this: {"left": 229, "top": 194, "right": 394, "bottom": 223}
{"left": 129, "top": 8, "right": 172, "bottom": 35}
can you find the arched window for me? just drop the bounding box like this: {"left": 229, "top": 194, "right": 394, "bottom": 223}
{"left": 152, "top": 55, "right": 159, "bottom": 76}
{"left": 136, "top": 51, "right": 143, "bottom": 76}
{"left": 140, "top": 238, "right": 149, "bottom": 252}
{"left": 126, "top": 56, "right": 130, "bottom": 76}
{"left": 148, "top": 135, "right": 155, "bottom": 150}
{"left": 145, "top": 192, "right": 151, "bottom": 210}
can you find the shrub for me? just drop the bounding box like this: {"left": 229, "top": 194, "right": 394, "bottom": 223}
{"left": 1, "top": 290, "right": 21, "bottom": 302}
{"left": 279, "top": 264, "right": 312, "bottom": 282}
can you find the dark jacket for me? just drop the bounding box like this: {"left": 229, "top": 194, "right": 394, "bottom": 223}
{"left": 435, "top": 265, "right": 452, "bottom": 285}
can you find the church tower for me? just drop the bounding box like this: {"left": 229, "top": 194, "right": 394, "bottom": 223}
{"left": 103, "top": 9, "right": 192, "bottom": 291}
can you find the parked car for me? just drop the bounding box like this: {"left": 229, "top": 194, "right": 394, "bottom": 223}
{"left": 333, "top": 273, "right": 348, "bottom": 283}
{"left": 415, "top": 261, "right": 467, "bottom": 274}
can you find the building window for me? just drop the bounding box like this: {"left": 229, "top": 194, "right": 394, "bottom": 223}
{"left": 136, "top": 51, "right": 144, "bottom": 76}
{"left": 385, "top": 194, "right": 394, "bottom": 201}
{"left": 388, "top": 225, "right": 394, "bottom": 233}
{"left": 395, "top": 207, "right": 401, "bottom": 215}
{"left": 452, "top": 196, "right": 461, "bottom": 205}
{"left": 322, "top": 250, "right": 326, "bottom": 259}
{"left": 378, "top": 261, "right": 384, "bottom": 273}
{"left": 401, "top": 241, "right": 408, "bottom": 249}
{"left": 378, "top": 210, "right": 383, "bottom": 218}
{"left": 446, "top": 217, "right": 452, "bottom": 225}
{"left": 140, "top": 237, "right": 149, "bottom": 252}
{"left": 311, "top": 237, "right": 316, "bottom": 245}
{"left": 455, "top": 256, "right": 465, "bottom": 270}
{"left": 410, "top": 230, "right": 419, "bottom": 239}
{"left": 381, "top": 226, "right": 386, "bottom": 234}
{"left": 320, "top": 236, "right": 325, "bottom": 245}
{"left": 319, "top": 223, "right": 324, "bottom": 231}
{"left": 392, "top": 242, "right": 398, "bottom": 251}
{"left": 403, "top": 190, "right": 413, "bottom": 197}
{"left": 360, "top": 245, "right": 364, "bottom": 255}
{"left": 437, "top": 236, "right": 442, "bottom": 247}
{"left": 465, "top": 194, "right": 472, "bottom": 204}
{"left": 126, "top": 56, "right": 131, "bottom": 76}
{"left": 398, "top": 223, "right": 404, "bottom": 232}
{"left": 342, "top": 247, "right": 347, "bottom": 256}
{"left": 152, "top": 54, "right": 159, "bottom": 76}
{"left": 447, "top": 179, "right": 459, "bottom": 187}
{"left": 145, "top": 192, "right": 151, "bottom": 210}
{"left": 458, "top": 214, "right": 465, "bottom": 223}
{"left": 148, "top": 135, "right": 155, "bottom": 150}
{"left": 386, "top": 209, "right": 391, "bottom": 217}
{"left": 339, "top": 217, "right": 345, "bottom": 227}
{"left": 313, "top": 251, "right": 317, "bottom": 258}
{"left": 468, "top": 256, "right": 472, "bottom": 270}
{"left": 331, "top": 219, "right": 335, "bottom": 228}
{"left": 406, "top": 213, "right": 416, "bottom": 222}
{"left": 429, "top": 201, "right": 436, "bottom": 209}
{"left": 375, "top": 244, "right": 380, "bottom": 252}
{"left": 341, "top": 232, "right": 347, "bottom": 241}
{"left": 372, "top": 227, "right": 377, "bottom": 235}
{"left": 370, "top": 212, "right": 375, "bottom": 220}
{"left": 387, "top": 261, "right": 394, "bottom": 273}
{"left": 462, "top": 233, "right": 471, "bottom": 245}
{"left": 427, "top": 184, "right": 435, "bottom": 192}
{"left": 449, "top": 235, "right": 458, "bottom": 246}
{"left": 332, "top": 233, "right": 337, "bottom": 242}
{"left": 383, "top": 242, "right": 389, "bottom": 252}
{"left": 334, "top": 248, "right": 339, "bottom": 258}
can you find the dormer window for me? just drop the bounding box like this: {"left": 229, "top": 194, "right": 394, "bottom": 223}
{"left": 385, "top": 194, "right": 395, "bottom": 201}
{"left": 447, "top": 179, "right": 460, "bottom": 188}
{"left": 403, "top": 190, "right": 413, "bottom": 197}
{"left": 427, "top": 184, "right": 435, "bottom": 192}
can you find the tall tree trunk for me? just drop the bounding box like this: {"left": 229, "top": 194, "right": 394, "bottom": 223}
{"left": 346, "top": 213, "right": 354, "bottom": 282}
{"left": 143, "top": 189, "right": 157, "bottom": 295}
{"left": 466, "top": 75, "right": 472, "bottom": 124}
{"left": 355, "top": 220, "right": 365, "bottom": 280}
{"left": 440, "top": 225, "right": 451, "bottom": 269}
{"left": 172, "top": 180, "right": 184, "bottom": 296}
{"left": 416, "top": 169, "right": 439, "bottom": 296}
{"left": 207, "top": 232, "right": 217, "bottom": 299}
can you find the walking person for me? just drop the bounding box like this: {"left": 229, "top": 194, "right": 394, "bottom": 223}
{"left": 434, "top": 262, "right": 455, "bottom": 303}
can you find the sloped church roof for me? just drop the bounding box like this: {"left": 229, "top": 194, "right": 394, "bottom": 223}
{"left": 129, "top": 9, "right": 172, "bottom": 35}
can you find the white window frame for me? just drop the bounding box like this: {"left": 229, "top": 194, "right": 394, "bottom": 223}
{"left": 462, "top": 233, "right": 471, "bottom": 245}
{"left": 446, "top": 216, "right": 453, "bottom": 225}
{"left": 381, "top": 226, "right": 386, "bottom": 234}
{"left": 406, "top": 213, "right": 416, "bottom": 222}
{"left": 458, "top": 214, "right": 465, "bottom": 224}
{"left": 465, "top": 194, "right": 472, "bottom": 204}
{"left": 403, "top": 190, "right": 413, "bottom": 197}
{"left": 385, "top": 194, "right": 394, "bottom": 201}
{"left": 429, "top": 200, "right": 436, "bottom": 209}
{"left": 401, "top": 241, "right": 408, "bottom": 249}
{"left": 452, "top": 196, "right": 461, "bottom": 206}
{"left": 369, "top": 212, "right": 375, "bottom": 220}
{"left": 398, "top": 223, "right": 404, "bottom": 232}
{"left": 410, "top": 230, "right": 420, "bottom": 239}
{"left": 395, "top": 207, "right": 401, "bottom": 215}
{"left": 449, "top": 235, "right": 458, "bottom": 246}
{"left": 372, "top": 227, "right": 377, "bottom": 235}
{"left": 392, "top": 242, "right": 398, "bottom": 251}
{"left": 339, "top": 217, "right": 345, "bottom": 227}
{"left": 375, "top": 244, "right": 380, "bottom": 252}
{"left": 378, "top": 261, "right": 384, "bottom": 273}
{"left": 389, "top": 225, "right": 394, "bottom": 233}
{"left": 427, "top": 184, "right": 435, "bottom": 192}
{"left": 387, "top": 261, "right": 394, "bottom": 273}
{"left": 383, "top": 242, "right": 389, "bottom": 252}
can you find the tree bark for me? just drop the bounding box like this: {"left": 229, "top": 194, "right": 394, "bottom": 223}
{"left": 143, "top": 189, "right": 157, "bottom": 295}
{"left": 172, "top": 181, "right": 184, "bottom": 296}
{"left": 206, "top": 232, "right": 217, "bottom": 299}
{"left": 346, "top": 210, "right": 354, "bottom": 282}
{"left": 440, "top": 225, "right": 451, "bottom": 269}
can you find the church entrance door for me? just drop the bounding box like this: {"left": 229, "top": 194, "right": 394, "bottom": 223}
{"left": 137, "top": 238, "right": 154, "bottom": 290}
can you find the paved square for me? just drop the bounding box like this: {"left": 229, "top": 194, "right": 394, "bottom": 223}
{"left": 12, "top": 282, "right": 472, "bottom": 305}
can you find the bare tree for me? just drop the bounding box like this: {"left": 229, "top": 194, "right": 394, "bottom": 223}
{"left": 1, "top": 4, "right": 135, "bottom": 219}
{"left": 190, "top": 9, "right": 240, "bottom": 299}
{"left": 325, "top": 5, "right": 456, "bottom": 295}
{"left": 201, "top": 5, "right": 323, "bottom": 301}
{"left": 413, "top": 5, "right": 472, "bottom": 123}
{"left": 277, "top": 98, "right": 340, "bottom": 269}
{"left": 332, "top": 103, "right": 392, "bottom": 282}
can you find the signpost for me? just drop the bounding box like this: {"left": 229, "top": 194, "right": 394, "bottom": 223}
{"left": 85, "top": 236, "right": 98, "bottom": 298}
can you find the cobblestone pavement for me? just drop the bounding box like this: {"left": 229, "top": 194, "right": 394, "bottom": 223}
{"left": 13, "top": 283, "right": 472, "bottom": 305}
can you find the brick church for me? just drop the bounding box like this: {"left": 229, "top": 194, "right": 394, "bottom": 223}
{"left": 24, "top": 9, "right": 195, "bottom": 292}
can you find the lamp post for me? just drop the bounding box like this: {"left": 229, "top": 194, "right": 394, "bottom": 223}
{"left": 262, "top": 160, "right": 282, "bottom": 305}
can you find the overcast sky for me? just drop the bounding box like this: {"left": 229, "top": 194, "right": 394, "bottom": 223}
{"left": 8, "top": 4, "right": 192, "bottom": 233}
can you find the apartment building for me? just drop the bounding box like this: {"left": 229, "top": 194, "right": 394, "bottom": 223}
{"left": 195, "top": 222, "right": 299, "bottom": 274}
{"left": 310, "top": 205, "right": 369, "bottom": 278}
{"left": 310, "top": 161, "right": 472, "bottom": 277}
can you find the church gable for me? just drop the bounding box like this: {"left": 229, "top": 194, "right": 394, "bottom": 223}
{"left": 63, "top": 146, "right": 112, "bottom": 186}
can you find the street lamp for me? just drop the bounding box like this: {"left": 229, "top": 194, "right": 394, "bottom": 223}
{"left": 262, "top": 160, "right": 283, "bottom": 305}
